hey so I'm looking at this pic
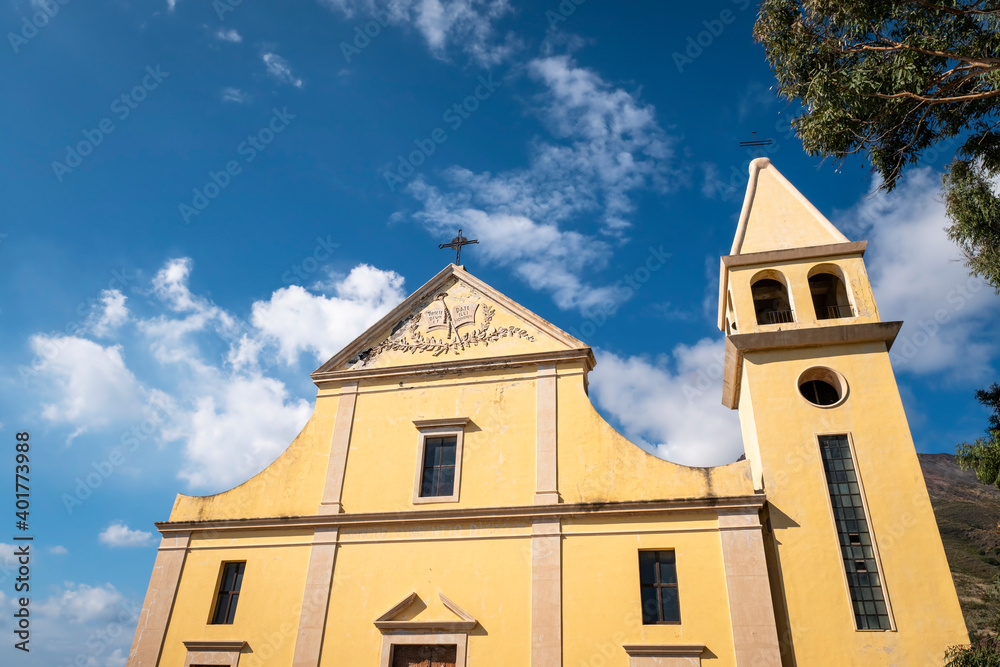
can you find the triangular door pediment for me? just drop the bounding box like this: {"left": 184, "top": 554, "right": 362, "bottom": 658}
{"left": 313, "top": 265, "right": 590, "bottom": 379}
{"left": 374, "top": 592, "right": 478, "bottom": 632}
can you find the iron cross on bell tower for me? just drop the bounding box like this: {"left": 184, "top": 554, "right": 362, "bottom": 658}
{"left": 438, "top": 229, "right": 479, "bottom": 265}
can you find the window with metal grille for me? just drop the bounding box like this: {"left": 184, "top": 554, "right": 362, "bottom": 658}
{"left": 391, "top": 644, "right": 457, "bottom": 667}
{"left": 638, "top": 550, "right": 680, "bottom": 624}
{"left": 818, "top": 435, "right": 891, "bottom": 630}
{"left": 420, "top": 436, "right": 457, "bottom": 497}
{"left": 211, "top": 562, "right": 245, "bottom": 625}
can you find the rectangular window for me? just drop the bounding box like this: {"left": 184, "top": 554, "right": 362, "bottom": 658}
{"left": 412, "top": 419, "right": 467, "bottom": 505}
{"left": 638, "top": 550, "right": 680, "bottom": 624}
{"left": 211, "top": 562, "right": 245, "bottom": 625}
{"left": 420, "top": 436, "right": 457, "bottom": 497}
{"left": 818, "top": 435, "right": 892, "bottom": 630}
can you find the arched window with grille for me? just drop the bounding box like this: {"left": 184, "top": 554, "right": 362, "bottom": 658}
{"left": 808, "top": 266, "right": 854, "bottom": 320}
{"left": 751, "top": 272, "right": 794, "bottom": 325}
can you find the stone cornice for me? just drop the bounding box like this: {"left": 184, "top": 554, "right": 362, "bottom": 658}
{"left": 157, "top": 495, "right": 764, "bottom": 535}
{"left": 722, "top": 241, "right": 867, "bottom": 268}
{"left": 722, "top": 321, "right": 903, "bottom": 409}
{"left": 311, "top": 348, "right": 596, "bottom": 387}
{"left": 182, "top": 641, "right": 247, "bottom": 651}
{"left": 623, "top": 644, "right": 706, "bottom": 657}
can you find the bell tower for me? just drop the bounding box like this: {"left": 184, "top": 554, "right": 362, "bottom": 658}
{"left": 719, "top": 158, "right": 968, "bottom": 664}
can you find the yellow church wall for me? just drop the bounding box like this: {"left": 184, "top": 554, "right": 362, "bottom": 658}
{"left": 562, "top": 517, "right": 737, "bottom": 666}
{"left": 737, "top": 370, "right": 763, "bottom": 490}
{"left": 158, "top": 532, "right": 313, "bottom": 667}
{"left": 555, "top": 368, "right": 755, "bottom": 504}
{"left": 338, "top": 367, "right": 539, "bottom": 513}
{"left": 168, "top": 394, "right": 340, "bottom": 522}
{"left": 320, "top": 533, "right": 533, "bottom": 666}
{"left": 742, "top": 343, "right": 968, "bottom": 663}
{"left": 727, "top": 256, "right": 880, "bottom": 335}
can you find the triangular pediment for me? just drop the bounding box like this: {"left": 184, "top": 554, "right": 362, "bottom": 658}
{"left": 373, "top": 592, "right": 478, "bottom": 632}
{"left": 731, "top": 158, "right": 849, "bottom": 255}
{"left": 313, "top": 264, "right": 591, "bottom": 379}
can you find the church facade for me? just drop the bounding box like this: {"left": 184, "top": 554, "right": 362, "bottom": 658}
{"left": 126, "top": 158, "right": 969, "bottom": 667}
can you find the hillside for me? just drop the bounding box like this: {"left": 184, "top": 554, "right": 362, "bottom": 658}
{"left": 920, "top": 453, "right": 1000, "bottom": 637}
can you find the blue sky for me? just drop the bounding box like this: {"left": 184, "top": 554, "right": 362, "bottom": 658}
{"left": 1, "top": 0, "right": 997, "bottom": 664}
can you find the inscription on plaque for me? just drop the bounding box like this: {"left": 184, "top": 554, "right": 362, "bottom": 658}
{"left": 452, "top": 303, "right": 479, "bottom": 329}
{"left": 423, "top": 309, "right": 448, "bottom": 332}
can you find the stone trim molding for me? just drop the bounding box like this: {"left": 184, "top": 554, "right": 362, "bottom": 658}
{"left": 534, "top": 364, "right": 560, "bottom": 505}
{"left": 717, "top": 508, "right": 782, "bottom": 665}
{"left": 126, "top": 532, "right": 191, "bottom": 667}
{"left": 318, "top": 381, "right": 359, "bottom": 515}
{"left": 312, "top": 349, "right": 596, "bottom": 387}
{"left": 623, "top": 644, "right": 706, "bottom": 666}
{"left": 373, "top": 592, "right": 478, "bottom": 631}
{"left": 378, "top": 632, "right": 468, "bottom": 667}
{"left": 722, "top": 322, "right": 902, "bottom": 408}
{"left": 156, "top": 496, "right": 766, "bottom": 535}
{"left": 531, "top": 517, "right": 562, "bottom": 666}
{"left": 412, "top": 417, "right": 470, "bottom": 429}
{"left": 182, "top": 641, "right": 246, "bottom": 667}
{"left": 722, "top": 241, "right": 866, "bottom": 268}
{"left": 623, "top": 644, "right": 706, "bottom": 657}
{"left": 291, "top": 527, "right": 340, "bottom": 667}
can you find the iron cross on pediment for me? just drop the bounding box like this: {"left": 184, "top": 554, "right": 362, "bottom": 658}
{"left": 438, "top": 229, "right": 479, "bottom": 265}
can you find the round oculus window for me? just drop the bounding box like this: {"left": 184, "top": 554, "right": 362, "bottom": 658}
{"left": 797, "top": 367, "right": 848, "bottom": 407}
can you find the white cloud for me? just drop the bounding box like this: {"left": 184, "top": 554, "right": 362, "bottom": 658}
{"left": 839, "top": 168, "right": 1000, "bottom": 380}
{"left": 589, "top": 339, "right": 743, "bottom": 467}
{"left": 406, "top": 55, "right": 673, "bottom": 312}
{"left": 165, "top": 372, "right": 312, "bottom": 489}
{"left": 215, "top": 28, "right": 242, "bottom": 43}
{"left": 24, "top": 257, "right": 408, "bottom": 491}
{"left": 29, "top": 335, "right": 146, "bottom": 431}
{"left": 262, "top": 52, "right": 303, "bottom": 88}
{"left": 221, "top": 87, "right": 249, "bottom": 104}
{"left": 250, "top": 263, "right": 406, "bottom": 365}
{"left": 37, "top": 583, "right": 126, "bottom": 624}
{"left": 105, "top": 649, "right": 128, "bottom": 667}
{"left": 50, "top": 545, "right": 68, "bottom": 554}
{"left": 0, "top": 542, "right": 18, "bottom": 572}
{"left": 85, "top": 289, "right": 129, "bottom": 338}
{"left": 99, "top": 523, "right": 153, "bottom": 548}
{"left": 166, "top": 0, "right": 178, "bottom": 11}
{"left": 138, "top": 258, "right": 240, "bottom": 365}
{"left": 321, "top": 0, "right": 517, "bottom": 65}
